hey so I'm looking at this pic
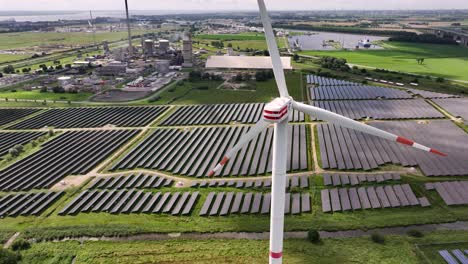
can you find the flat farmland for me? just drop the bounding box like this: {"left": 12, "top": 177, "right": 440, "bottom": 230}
{"left": 0, "top": 30, "right": 150, "bottom": 50}
{"left": 0, "top": 53, "right": 30, "bottom": 64}
{"left": 0, "top": 89, "right": 93, "bottom": 101}
{"left": 299, "top": 41, "right": 468, "bottom": 81}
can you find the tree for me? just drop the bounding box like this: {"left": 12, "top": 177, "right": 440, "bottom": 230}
{"left": 8, "top": 148, "right": 19, "bottom": 157}
{"left": 0, "top": 248, "right": 19, "bottom": 264}
{"left": 189, "top": 70, "right": 202, "bottom": 81}
{"left": 293, "top": 54, "right": 300, "bottom": 62}
{"left": 263, "top": 50, "right": 270, "bottom": 56}
{"left": 227, "top": 43, "right": 233, "bottom": 48}
{"left": 307, "top": 229, "right": 320, "bottom": 243}
{"left": 2, "top": 65, "right": 15, "bottom": 74}
{"left": 11, "top": 239, "right": 30, "bottom": 251}
{"left": 0, "top": 73, "right": 3, "bottom": 78}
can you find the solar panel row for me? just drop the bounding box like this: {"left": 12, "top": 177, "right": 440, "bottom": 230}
{"left": 0, "top": 131, "right": 45, "bottom": 157}
{"left": 438, "top": 249, "right": 468, "bottom": 264}
{"left": 0, "top": 191, "right": 63, "bottom": 218}
{"left": 190, "top": 176, "right": 309, "bottom": 189}
{"left": 88, "top": 173, "right": 173, "bottom": 190}
{"left": 425, "top": 181, "right": 468, "bottom": 206}
{"left": 312, "top": 100, "right": 443, "bottom": 120}
{"left": 161, "top": 103, "right": 304, "bottom": 126}
{"left": 0, "top": 108, "right": 41, "bottom": 127}
{"left": 323, "top": 173, "right": 401, "bottom": 187}
{"left": 306, "top": 75, "right": 359, "bottom": 86}
{"left": 112, "top": 125, "right": 309, "bottom": 177}
{"left": 7, "top": 106, "right": 169, "bottom": 129}
{"left": 433, "top": 98, "right": 468, "bottom": 125}
{"left": 406, "top": 88, "right": 460, "bottom": 99}
{"left": 0, "top": 130, "right": 138, "bottom": 191}
{"left": 317, "top": 121, "right": 468, "bottom": 176}
{"left": 59, "top": 190, "right": 199, "bottom": 216}
{"left": 199, "top": 192, "right": 311, "bottom": 216}
{"left": 321, "top": 184, "right": 428, "bottom": 213}
{"left": 310, "top": 85, "right": 413, "bottom": 100}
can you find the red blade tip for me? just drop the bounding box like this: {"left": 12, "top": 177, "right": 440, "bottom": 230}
{"left": 430, "top": 149, "right": 447, "bottom": 157}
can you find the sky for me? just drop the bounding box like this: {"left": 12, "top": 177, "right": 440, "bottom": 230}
{"left": 1, "top": 0, "right": 468, "bottom": 11}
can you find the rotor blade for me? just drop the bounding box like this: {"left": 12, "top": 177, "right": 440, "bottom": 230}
{"left": 258, "top": 0, "right": 289, "bottom": 98}
{"left": 208, "top": 119, "right": 270, "bottom": 177}
{"left": 292, "top": 101, "right": 447, "bottom": 156}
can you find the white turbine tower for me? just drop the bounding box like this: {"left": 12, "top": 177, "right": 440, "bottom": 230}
{"left": 208, "top": 1, "right": 447, "bottom": 263}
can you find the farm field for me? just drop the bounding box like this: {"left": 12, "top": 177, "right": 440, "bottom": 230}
{"left": 194, "top": 33, "right": 287, "bottom": 51}
{"left": 299, "top": 41, "right": 468, "bottom": 81}
{"left": 0, "top": 30, "right": 150, "bottom": 50}
{"left": 0, "top": 53, "right": 29, "bottom": 64}
{"left": 0, "top": 89, "right": 93, "bottom": 101}
{"left": 17, "top": 231, "right": 468, "bottom": 264}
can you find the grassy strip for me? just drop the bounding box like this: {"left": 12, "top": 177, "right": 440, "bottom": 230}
{"left": 18, "top": 231, "right": 468, "bottom": 264}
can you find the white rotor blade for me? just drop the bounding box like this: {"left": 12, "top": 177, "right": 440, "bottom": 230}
{"left": 208, "top": 119, "right": 270, "bottom": 177}
{"left": 258, "top": 0, "right": 289, "bottom": 98}
{"left": 292, "top": 101, "right": 447, "bottom": 156}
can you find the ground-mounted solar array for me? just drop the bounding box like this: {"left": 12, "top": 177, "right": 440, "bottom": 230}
{"left": 160, "top": 103, "right": 304, "bottom": 126}
{"left": 0, "top": 130, "right": 138, "bottom": 191}
{"left": 112, "top": 125, "right": 309, "bottom": 177}
{"left": 190, "top": 175, "right": 309, "bottom": 189}
{"left": 425, "top": 181, "right": 468, "bottom": 206}
{"left": 311, "top": 99, "right": 444, "bottom": 120}
{"left": 7, "top": 106, "right": 169, "bottom": 129}
{"left": 59, "top": 190, "right": 199, "bottom": 216}
{"left": 0, "top": 191, "right": 64, "bottom": 218}
{"left": 317, "top": 120, "right": 468, "bottom": 176}
{"left": 310, "top": 85, "right": 413, "bottom": 100}
{"left": 88, "top": 173, "right": 173, "bottom": 190}
{"left": 438, "top": 249, "right": 468, "bottom": 264}
{"left": 321, "top": 184, "right": 430, "bottom": 213}
{"left": 0, "top": 108, "right": 41, "bottom": 127}
{"left": 323, "top": 173, "right": 401, "bottom": 187}
{"left": 0, "top": 131, "right": 45, "bottom": 157}
{"left": 433, "top": 98, "right": 468, "bottom": 124}
{"left": 407, "top": 88, "right": 461, "bottom": 99}
{"left": 199, "top": 192, "right": 311, "bottom": 216}
{"left": 307, "top": 75, "right": 359, "bottom": 86}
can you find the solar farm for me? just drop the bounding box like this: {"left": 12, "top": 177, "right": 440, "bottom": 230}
{"left": 0, "top": 73, "right": 467, "bottom": 262}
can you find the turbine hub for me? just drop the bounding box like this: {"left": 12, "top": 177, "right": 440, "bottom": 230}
{"left": 263, "top": 97, "right": 292, "bottom": 123}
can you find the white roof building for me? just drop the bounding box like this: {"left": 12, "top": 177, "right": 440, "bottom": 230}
{"left": 206, "top": 56, "right": 292, "bottom": 70}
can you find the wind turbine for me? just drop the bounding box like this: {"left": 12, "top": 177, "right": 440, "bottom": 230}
{"left": 208, "top": 1, "right": 447, "bottom": 263}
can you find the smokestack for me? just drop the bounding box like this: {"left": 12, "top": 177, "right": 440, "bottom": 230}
{"left": 124, "top": 0, "right": 133, "bottom": 56}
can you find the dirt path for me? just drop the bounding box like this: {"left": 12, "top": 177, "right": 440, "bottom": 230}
{"left": 3, "top": 232, "right": 20, "bottom": 249}
{"left": 51, "top": 221, "right": 468, "bottom": 243}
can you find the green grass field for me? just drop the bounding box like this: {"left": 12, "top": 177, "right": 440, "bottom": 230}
{"left": 147, "top": 72, "right": 304, "bottom": 105}
{"left": 17, "top": 231, "right": 468, "bottom": 264}
{"left": 299, "top": 41, "right": 468, "bottom": 81}
{"left": 0, "top": 89, "right": 93, "bottom": 101}
{"left": 0, "top": 53, "right": 30, "bottom": 64}
{"left": 194, "top": 33, "right": 265, "bottom": 41}
{"left": 0, "top": 31, "right": 149, "bottom": 50}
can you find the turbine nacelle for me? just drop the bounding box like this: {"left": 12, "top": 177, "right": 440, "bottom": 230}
{"left": 263, "top": 97, "right": 292, "bottom": 123}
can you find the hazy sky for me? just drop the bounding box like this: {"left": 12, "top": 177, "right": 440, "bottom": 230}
{"left": 1, "top": 0, "right": 467, "bottom": 11}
